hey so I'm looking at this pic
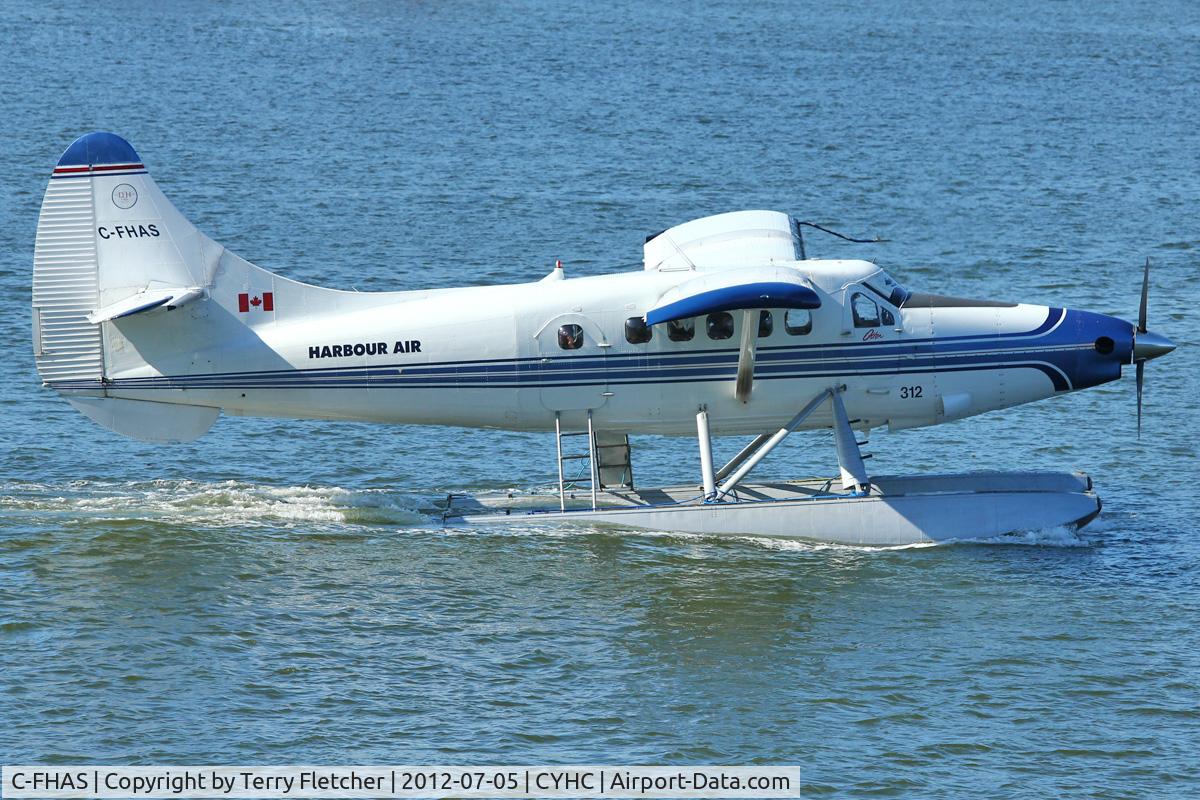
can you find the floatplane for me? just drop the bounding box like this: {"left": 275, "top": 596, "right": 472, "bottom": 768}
{"left": 32, "top": 132, "right": 1175, "bottom": 545}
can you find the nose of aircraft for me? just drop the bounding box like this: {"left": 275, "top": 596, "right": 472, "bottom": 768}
{"left": 1134, "top": 330, "right": 1176, "bottom": 362}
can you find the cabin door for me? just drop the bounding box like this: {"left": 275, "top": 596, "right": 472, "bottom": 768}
{"left": 533, "top": 312, "right": 610, "bottom": 413}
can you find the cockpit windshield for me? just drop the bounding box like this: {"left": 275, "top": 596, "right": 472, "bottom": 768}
{"left": 863, "top": 271, "right": 910, "bottom": 307}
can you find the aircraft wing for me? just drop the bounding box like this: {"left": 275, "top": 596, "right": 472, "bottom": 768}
{"left": 645, "top": 267, "right": 822, "bottom": 403}
{"left": 645, "top": 266, "right": 820, "bottom": 325}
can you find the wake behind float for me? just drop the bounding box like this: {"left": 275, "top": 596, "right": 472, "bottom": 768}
{"left": 32, "top": 132, "right": 1171, "bottom": 545}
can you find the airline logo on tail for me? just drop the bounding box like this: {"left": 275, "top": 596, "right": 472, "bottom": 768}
{"left": 238, "top": 292, "right": 274, "bottom": 312}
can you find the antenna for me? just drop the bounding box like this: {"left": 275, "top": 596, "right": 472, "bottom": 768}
{"left": 793, "top": 220, "right": 888, "bottom": 260}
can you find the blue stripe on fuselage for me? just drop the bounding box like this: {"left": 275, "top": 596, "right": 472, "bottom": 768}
{"left": 51, "top": 307, "right": 1092, "bottom": 394}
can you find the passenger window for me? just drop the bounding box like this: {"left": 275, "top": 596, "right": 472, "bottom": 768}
{"left": 881, "top": 307, "right": 895, "bottom": 326}
{"left": 784, "top": 309, "right": 812, "bottom": 335}
{"left": 706, "top": 312, "right": 734, "bottom": 340}
{"left": 558, "top": 324, "right": 583, "bottom": 350}
{"left": 758, "top": 310, "right": 773, "bottom": 337}
{"left": 625, "top": 316, "right": 652, "bottom": 344}
{"left": 667, "top": 318, "right": 695, "bottom": 342}
{"left": 852, "top": 292, "right": 881, "bottom": 328}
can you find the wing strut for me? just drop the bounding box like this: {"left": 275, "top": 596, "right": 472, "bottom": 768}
{"left": 734, "top": 310, "right": 757, "bottom": 402}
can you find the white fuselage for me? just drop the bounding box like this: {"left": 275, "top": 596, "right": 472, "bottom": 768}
{"left": 30, "top": 141, "right": 1137, "bottom": 444}
{"left": 89, "top": 257, "right": 1125, "bottom": 437}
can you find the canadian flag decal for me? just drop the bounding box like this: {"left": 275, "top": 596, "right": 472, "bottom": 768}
{"left": 238, "top": 292, "right": 274, "bottom": 313}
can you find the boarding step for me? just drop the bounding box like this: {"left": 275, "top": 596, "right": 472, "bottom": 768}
{"left": 553, "top": 412, "right": 635, "bottom": 511}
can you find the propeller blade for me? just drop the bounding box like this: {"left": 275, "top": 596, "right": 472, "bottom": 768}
{"left": 1136, "top": 359, "right": 1145, "bottom": 438}
{"left": 1138, "top": 258, "right": 1150, "bottom": 334}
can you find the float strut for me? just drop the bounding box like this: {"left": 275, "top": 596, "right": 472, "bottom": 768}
{"left": 587, "top": 409, "right": 599, "bottom": 510}
{"left": 696, "top": 406, "right": 717, "bottom": 501}
{"left": 715, "top": 388, "right": 832, "bottom": 500}
{"left": 830, "top": 387, "right": 870, "bottom": 493}
{"left": 714, "top": 433, "right": 772, "bottom": 482}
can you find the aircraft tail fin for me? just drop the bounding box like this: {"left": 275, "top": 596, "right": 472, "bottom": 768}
{"left": 30, "top": 131, "right": 254, "bottom": 442}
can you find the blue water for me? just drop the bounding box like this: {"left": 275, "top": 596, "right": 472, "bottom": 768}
{"left": 2, "top": 1, "right": 1199, "bottom": 796}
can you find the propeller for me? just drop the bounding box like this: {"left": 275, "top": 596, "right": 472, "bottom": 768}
{"left": 1132, "top": 258, "right": 1176, "bottom": 437}
{"left": 1136, "top": 359, "right": 1145, "bottom": 437}
{"left": 1137, "top": 258, "right": 1148, "bottom": 437}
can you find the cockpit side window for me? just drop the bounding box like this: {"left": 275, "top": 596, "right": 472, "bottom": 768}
{"left": 558, "top": 323, "right": 583, "bottom": 350}
{"left": 852, "top": 293, "right": 881, "bottom": 328}
{"left": 861, "top": 283, "right": 898, "bottom": 326}
{"left": 625, "top": 316, "right": 652, "bottom": 344}
{"left": 784, "top": 309, "right": 812, "bottom": 335}
{"left": 667, "top": 318, "right": 695, "bottom": 342}
{"left": 706, "top": 312, "right": 734, "bottom": 340}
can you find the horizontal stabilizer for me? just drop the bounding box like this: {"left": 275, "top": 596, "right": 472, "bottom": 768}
{"left": 86, "top": 286, "right": 203, "bottom": 324}
{"left": 67, "top": 397, "right": 219, "bottom": 443}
